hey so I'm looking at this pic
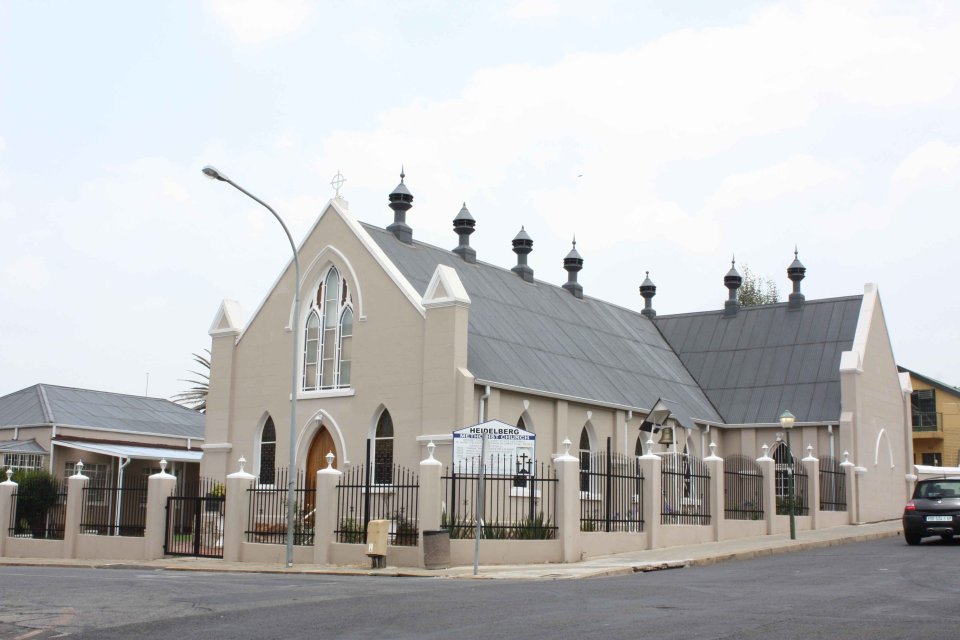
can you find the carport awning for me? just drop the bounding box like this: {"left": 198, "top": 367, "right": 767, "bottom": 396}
{"left": 53, "top": 440, "right": 202, "bottom": 462}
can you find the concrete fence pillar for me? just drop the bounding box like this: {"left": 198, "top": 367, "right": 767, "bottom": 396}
{"left": 554, "top": 439, "right": 581, "bottom": 563}
{"left": 802, "top": 448, "right": 820, "bottom": 531}
{"left": 224, "top": 458, "right": 255, "bottom": 562}
{"left": 144, "top": 465, "right": 178, "bottom": 559}
{"left": 418, "top": 443, "right": 443, "bottom": 535}
{"left": 64, "top": 472, "right": 89, "bottom": 559}
{"left": 756, "top": 446, "right": 776, "bottom": 536}
{"left": 704, "top": 447, "right": 724, "bottom": 542}
{"left": 0, "top": 474, "right": 16, "bottom": 557}
{"left": 313, "top": 454, "right": 343, "bottom": 565}
{"left": 638, "top": 449, "right": 661, "bottom": 550}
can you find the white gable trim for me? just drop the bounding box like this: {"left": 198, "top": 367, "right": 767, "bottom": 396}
{"left": 236, "top": 199, "right": 424, "bottom": 344}
{"left": 208, "top": 299, "right": 243, "bottom": 337}
{"left": 423, "top": 264, "right": 471, "bottom": 309}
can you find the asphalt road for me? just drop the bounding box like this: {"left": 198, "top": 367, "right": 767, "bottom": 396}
{"left": 1, "top": 536, "right": 958, "bottom": 640}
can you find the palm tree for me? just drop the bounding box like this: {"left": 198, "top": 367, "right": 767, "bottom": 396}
{"left": 171, "top": 350, "right": 210, "bottom": 413}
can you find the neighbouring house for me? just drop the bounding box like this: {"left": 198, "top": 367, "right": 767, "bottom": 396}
{"left": 897, "top": 366, "right": 960, "bottom": 468}
{"left": 200, "top": 171, "right": 913, "bottom": 531}
{"left": 0, "top": 384, "right": 205, "bottom": 487}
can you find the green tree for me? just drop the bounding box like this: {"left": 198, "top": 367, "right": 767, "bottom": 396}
{"left": 171, "top": 350, "right": 210, "bottom": 413}
{"left": 14, "top": 469, "right": 60, "bottom": 539}
{"left": 738, "top": 265, "right": 780, "bottom": 306}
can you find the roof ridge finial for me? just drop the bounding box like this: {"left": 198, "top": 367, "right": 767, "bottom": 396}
{"left": 731, "top": 254, "right": 736, "bottom": 267}
{"left": 572, "top": 235, "right": 577, "bottom": 248}
{"left": 400, "top": 165, "right": 405, "bottom": 182}
{"left": 794, "top": 245, "right": 798, "bottom": 259}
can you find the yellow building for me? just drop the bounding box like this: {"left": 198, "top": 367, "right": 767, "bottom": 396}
{"left": 899, "top": 366, "right": 960, "bottom": 467}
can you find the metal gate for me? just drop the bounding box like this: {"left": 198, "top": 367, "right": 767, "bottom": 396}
{"left": 164, "top": 478, "right": 225, "bottom": 558}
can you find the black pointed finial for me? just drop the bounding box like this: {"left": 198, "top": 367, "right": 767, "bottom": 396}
{"left": 639, "top": 271, "right": 657, "bottom": 318}
{"left": 387, "top": 167, "right": 414, "bottom": 243}
{"left": 724, "top": 254, "right": 742, "bottom": 317}
{"left": 563, "top": 236, "right": 584, "bottom": 299}
{"left": 511, "top": 226, "right": 534, "bottom": 282}
{"left": 788, "top": 246, "right": 806, "bottom": 309}
{"left": 452, "top": 202, "right": 476, "bottom": 263}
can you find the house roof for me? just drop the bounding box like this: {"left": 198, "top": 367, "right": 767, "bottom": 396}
{"left": 654, "top": 296, "right": 863, "bottom": 424}
{"left": 362, "top": 224, "right": 723, "bottom": 426}
{"left": 897, "top": 366, "right": 960, "bottom": 397}
{"left": 0, "top": 384, "right": 205, "bottom": 439}
{"left": 0, "top": 438, "right": 47, "bottom": 454}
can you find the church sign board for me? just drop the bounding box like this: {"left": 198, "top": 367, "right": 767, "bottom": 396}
{"left": 452, "top": 420, "right": 536, "bottom": 475}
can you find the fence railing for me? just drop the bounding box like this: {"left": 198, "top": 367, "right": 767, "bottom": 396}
{"left": 776, "top": 460, "right": 809, "bottom": 516}
{"left": 724, "top": 455, "right": 764, "bottom": 521}
{"left": 246, "top": 467, "right": 315, "bottom": 545}
{"left": 818, "top": 456, "right": 847, "bottom": 512}
{"left": 579, "top": 442, "right": 644, "bottom": 533}
{"left": 442, "top": 456, "right": 557, "bottom": 540}
{"left": 80, "top": 477, "right": 148, "bottom": 536}
{"left": 661, "top": 453, "right": 711, "bottom": 525}
{"left": 336, "top": 463, "right": 420, "bottom": 546}
{"left": 7, "top": 478, "right": 68, "bottom": 540}
{"left": 166, "top": 476, "right": 226, "bottom": 558}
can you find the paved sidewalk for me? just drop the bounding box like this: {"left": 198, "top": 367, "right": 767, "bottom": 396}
{"left": 0, "top": 520, "right": 902, "bottom": 580}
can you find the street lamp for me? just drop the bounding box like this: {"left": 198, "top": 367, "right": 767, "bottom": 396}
{"left": 203, "top": 165, "right": 301, "bottom": 568}
{"left": 779, "top": 409, "right": 796, "bottom": 541}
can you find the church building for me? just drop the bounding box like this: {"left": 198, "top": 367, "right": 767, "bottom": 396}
{"left": 201, "top": 172, "right": 913, "bottom": 524}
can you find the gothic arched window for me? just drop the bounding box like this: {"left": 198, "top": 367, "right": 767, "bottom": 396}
{"left": 374, "top": 410, "right": 394, "bottom": 485}
{"left": 579, "top": 427, "right": 592, "bottom": 492}
{"left": 259, "top": 417, "right": 277, "bottom": 485}
{"left": 303, "top": 267, "right": 353, "bottom": 391}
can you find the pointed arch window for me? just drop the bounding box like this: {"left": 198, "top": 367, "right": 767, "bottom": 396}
{"left": 517, "top": 415, "right": 527, "bottom": 431}
{"left": 303, "top": 267, "right": 354, "bottom": 391}
{"left": 773, "top": 442, "right": 792, "bottom": 498}
{"left": 374, "top": 410, "right": 394, "bottom": 485}
{"left": 579, "top": 427, "right": 591, "bottom": 492}
{"left": 259, "top": 417, "right": 277, "bottom": 485}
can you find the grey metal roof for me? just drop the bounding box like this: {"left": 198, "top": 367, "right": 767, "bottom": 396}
{"left": 0, "top": 438, "right": 47, "bottom": 454}
{"left": 0, "top": 384, "right": 205, "bottom": 439}
{"left": 654, "top": 296, "right": 863, "bottom": 424}
{"left": 363, "top": 224, "right": 722, "bottom": 425}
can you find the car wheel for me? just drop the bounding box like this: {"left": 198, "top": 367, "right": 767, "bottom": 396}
{"left": 940, "top": 533, "right": 953, "bottom": 542}
{"left": 905, "top": 530, "right": 922, "bottom": 546}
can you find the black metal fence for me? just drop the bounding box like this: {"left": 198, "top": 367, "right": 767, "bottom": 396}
{"left": 579, "top": 439, "right": 644, "bottom": 532}
{"left": 246, "top": 467, "right": 315, "bottom": 545}
{"left": 442, "top": 456, "right": 557, "bottom": 540}
{"left": 7, "top": 478, "right": 68, "bottom": 539}
{"left": 165, "top": 477, "right": 225, "bottom": 558}
{"left": 724, "top": 455, "right": 764, "bottom": 521}
{"left": 336, "top": 462, "right": 420, "bottom": 546}
{"left": 661, "top": 453, "right": 711, "bottom": 525}
{"left": 819, "top": 455, "right": 847, "bottom": 512}
{"left": 80, "top": 477, "right": 148, "bottom": 536}
{"left": 776, "top": 460, "right": 809, "bottom": 516}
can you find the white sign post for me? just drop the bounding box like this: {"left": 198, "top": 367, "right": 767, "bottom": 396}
{"left": 452, "top": 420, "right": 536, "bottom": 576}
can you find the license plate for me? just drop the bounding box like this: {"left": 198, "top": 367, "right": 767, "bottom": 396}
{"left": 926, "top": 515, "right": 953, "bottom": 522}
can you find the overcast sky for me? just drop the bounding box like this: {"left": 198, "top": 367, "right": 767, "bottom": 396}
{"left": 1, "top": 0, "right": 958, "bottom": 402}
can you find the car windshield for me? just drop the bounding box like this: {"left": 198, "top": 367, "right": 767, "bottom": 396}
{"left": 915, "top": 480, "right": 960, "bottom": 499}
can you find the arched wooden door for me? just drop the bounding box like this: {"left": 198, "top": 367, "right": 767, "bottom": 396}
{"left": 307, "top": 426, "right": 338, "bottom": 485}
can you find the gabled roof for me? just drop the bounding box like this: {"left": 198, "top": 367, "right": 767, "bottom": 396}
{"left": 654, "top": 297, "right": 863, "bottom": 424}
{"left": 897, "top": 366, "right": 960, "bottom": 397}
{"left": 0, "top": 384, "right": 205, "bottom": 439}
{"left": 362, "top": 224, "right": 722, "bottom": 425}
{"left": 0, "top": 438, "right": 47, "bottom": 454}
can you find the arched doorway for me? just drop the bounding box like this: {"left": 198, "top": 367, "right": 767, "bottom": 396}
{"left": 307, "top": 426, "right": 338, "bottom": 486}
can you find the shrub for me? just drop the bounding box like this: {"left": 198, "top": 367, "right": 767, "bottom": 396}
{"left": 14, "top": 470, "right": 60, "bottom": 539}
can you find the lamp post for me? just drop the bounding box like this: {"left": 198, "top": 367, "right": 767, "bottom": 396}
{"left": 203, "top": 165, "right": 301, "bottom": 568}
{"left": 779, "top": 410, "right": 796, "bottom": 541}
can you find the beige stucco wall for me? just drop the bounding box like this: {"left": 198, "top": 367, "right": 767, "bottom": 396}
{"left": 840, "top": 285, "right": 911, "bottom": 521}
